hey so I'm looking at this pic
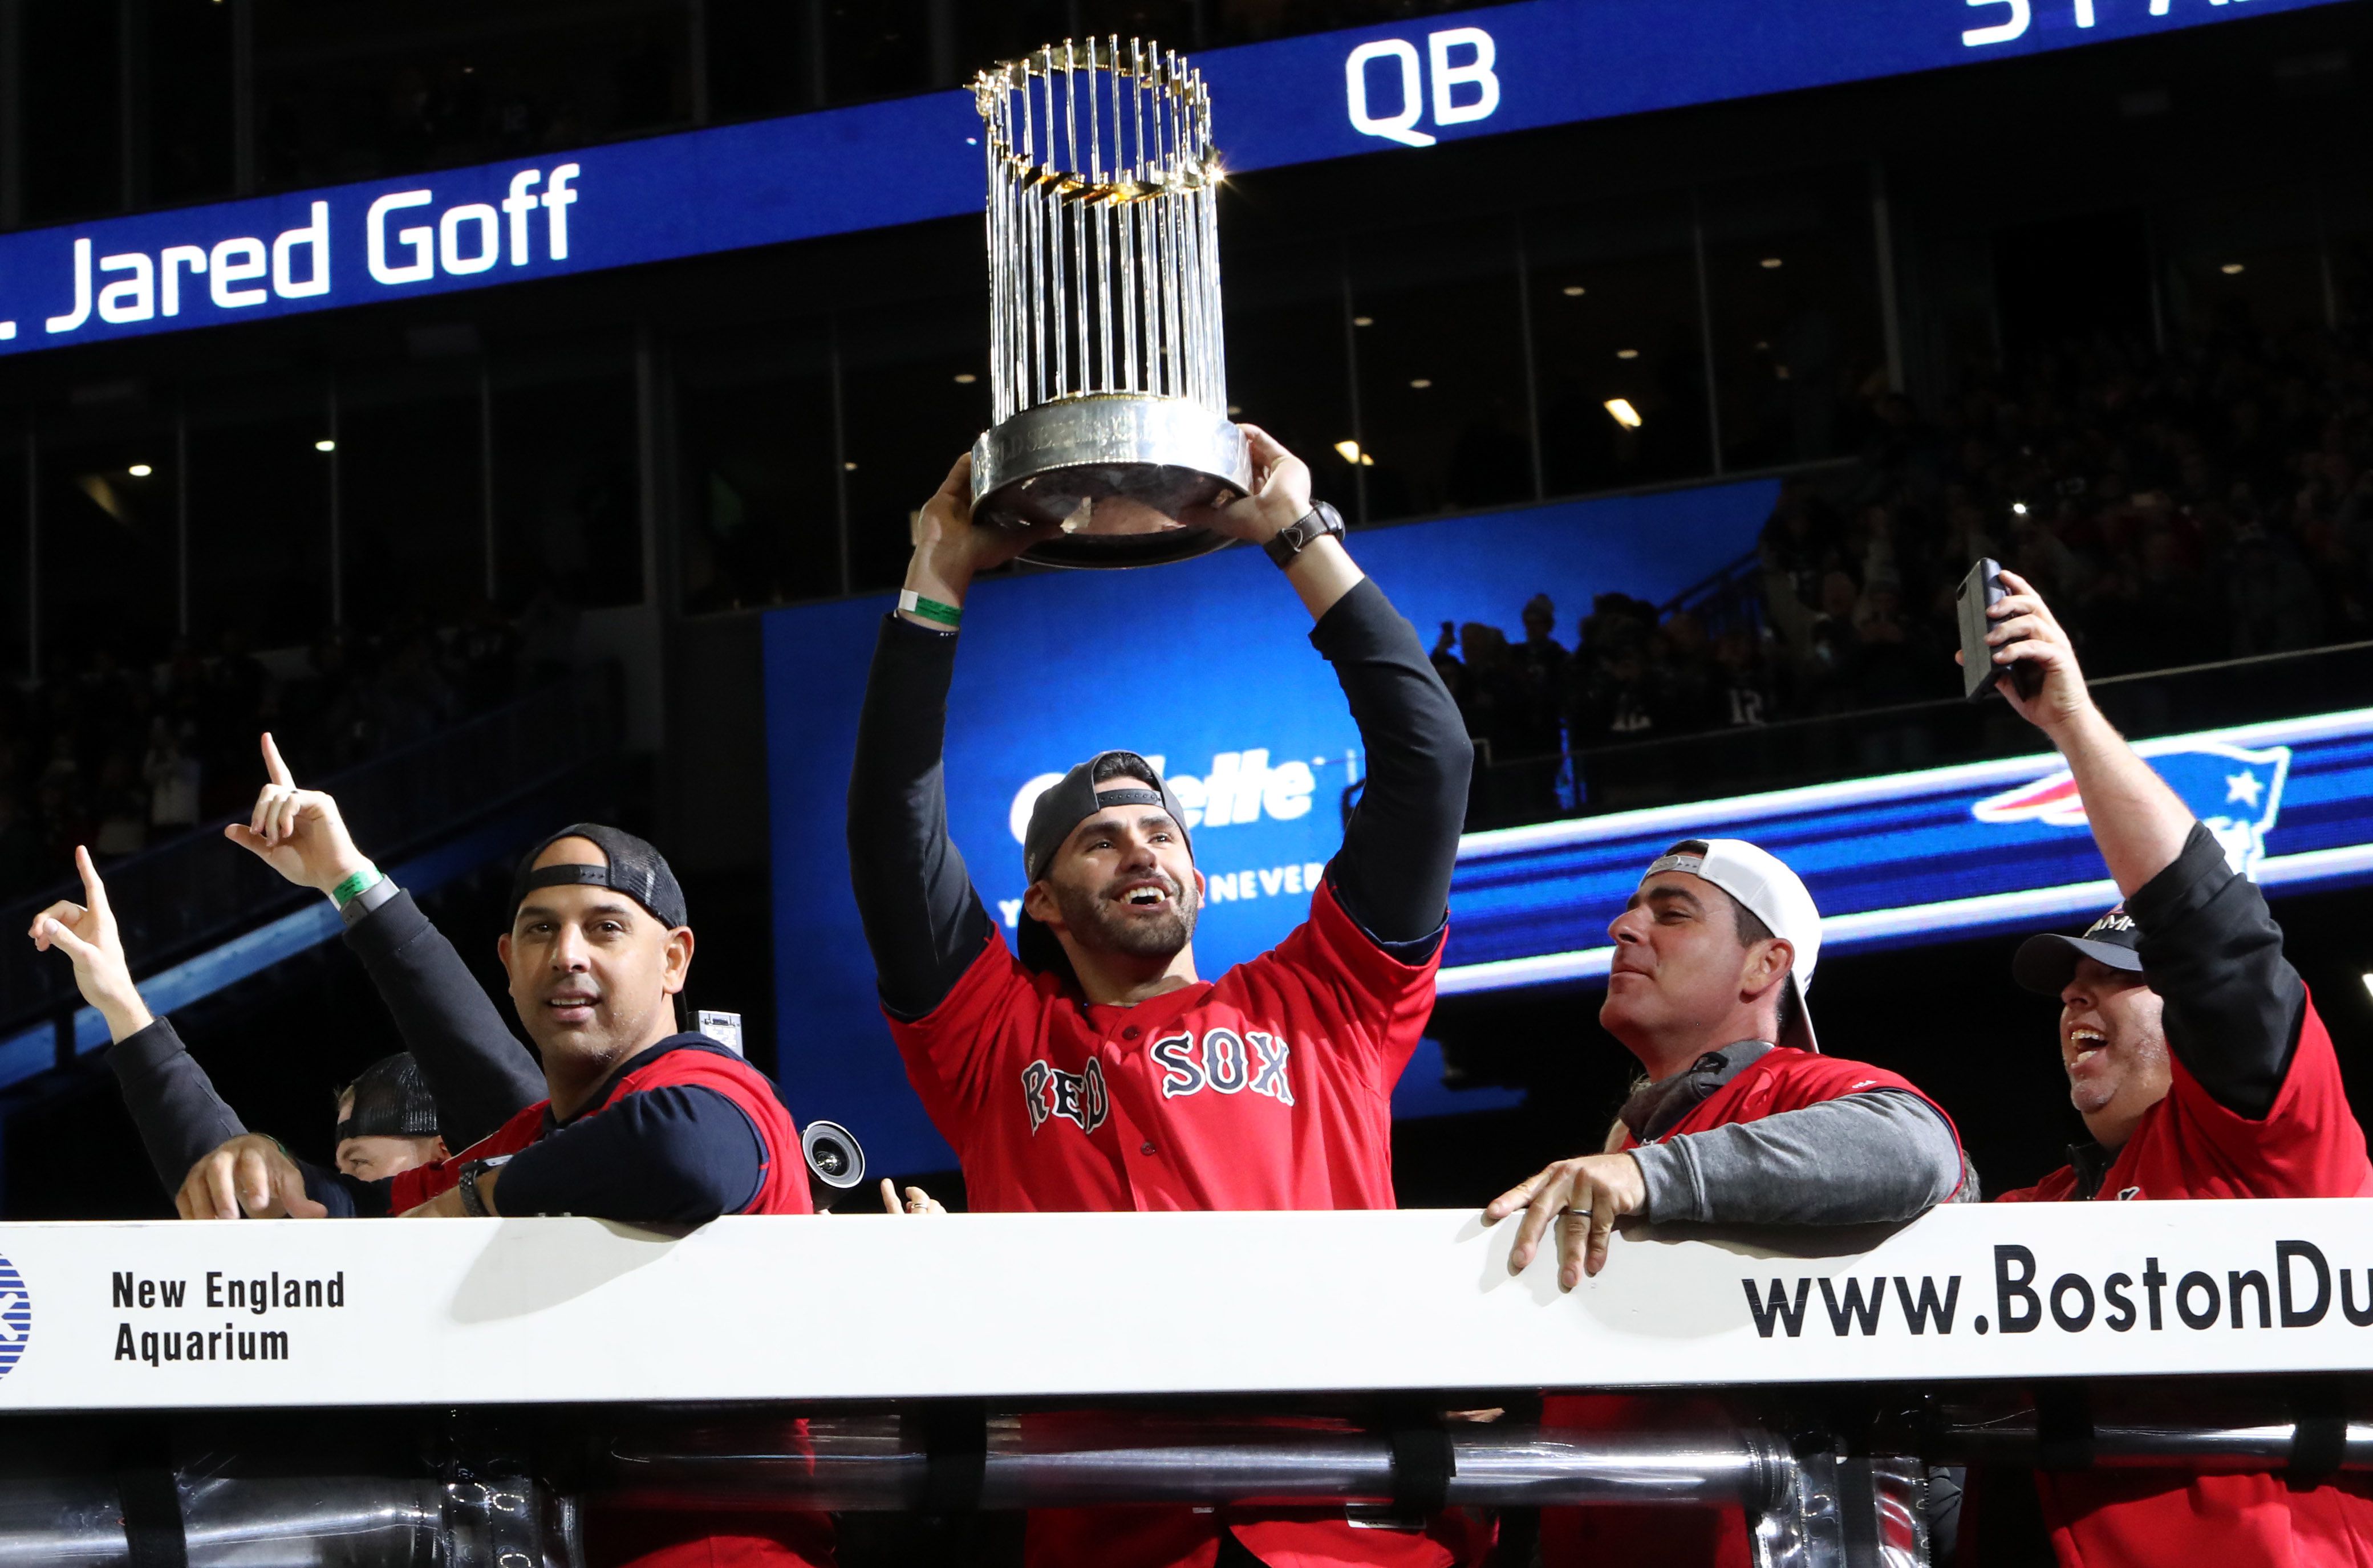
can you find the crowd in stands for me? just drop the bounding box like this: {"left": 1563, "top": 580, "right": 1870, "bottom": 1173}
{"left": 1433, "top": 320, "right": 2373, "bottom": 822}
{"left": 0, "top": 604, "right": 557, "bottom": 907}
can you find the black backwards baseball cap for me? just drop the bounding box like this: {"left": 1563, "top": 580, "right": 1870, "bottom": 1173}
{"left": 2011, "top": 905, "right": 2145, "bottom": 996}
{"left": 509, "top": 822, "right": 689, "bottom": 931}
{"left": 335, "top": 1053, "right": 439, "bottom": 1141}
{"left": 1015, "top": 751, "right": 1194, "bottom": 974}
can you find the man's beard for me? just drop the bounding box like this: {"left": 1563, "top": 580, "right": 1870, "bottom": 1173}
{"left": 1052, "top": 871, "right": 1198, "bottom": 961}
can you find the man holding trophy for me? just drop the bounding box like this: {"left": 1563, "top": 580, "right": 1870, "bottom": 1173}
{"left": 849, "top": 428, "right": 1474, "bottom": 1568}
{"left": 846, "top": 43, "right": 1477, "bottom": 1567}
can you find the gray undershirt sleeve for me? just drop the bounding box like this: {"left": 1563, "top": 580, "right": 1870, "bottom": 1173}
{"left": 1631, "top": 1089, "right": 1962, "bottom": 1225}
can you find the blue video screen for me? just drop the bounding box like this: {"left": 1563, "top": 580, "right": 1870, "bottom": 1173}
{"left": 1, "top": 0, "right": 2346, "bottom": 357}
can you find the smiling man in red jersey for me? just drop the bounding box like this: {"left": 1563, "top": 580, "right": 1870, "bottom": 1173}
{"left": 1979, "top": 570, "right": 2373, "bottom": 1567}
{"left": 847, "top": 430, "right": 1474, "bottom": 1568}
{"left": 1487, "top": 836, "right": 1969, "bottom": 1568}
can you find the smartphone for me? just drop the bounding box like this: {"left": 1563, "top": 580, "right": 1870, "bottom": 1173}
{"left": 1956, "top": 558, "right": 2042, "bottom": 702}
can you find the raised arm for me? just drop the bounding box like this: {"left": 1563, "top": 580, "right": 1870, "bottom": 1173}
{"left": 849, "top": 455, "right": 1052, "bottom": 1018}
{"left": 1982, "top": 573, "right": 2301, "bottom": 1115}
{"left": 1192, "top": 426, "right": 1473, "bottom": 949}
{"left": 1981, "top": 569, "right": 2191, "bottom": 895}
{"left": 1307, "top": 581, "right": 1471, "bottom": 948}
{"left": 226, "top": 734, "right": 543, "bottom": 1146}
{"left": 29, "top": 846, "right": 247, "bottom": 1196}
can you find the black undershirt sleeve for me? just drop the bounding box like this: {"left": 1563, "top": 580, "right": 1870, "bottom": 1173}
{"left": 847, "top": 614, "right": 996, "bottom": 1021}
{"left": 341, "top": 890, "right": 547, "bottom": 1148}
{"left": 2128, "top": 820, "right": 2306, "bottom": 1120}
{"left": 296, "top": 1161, "right": 387, "bottom": 1219}
{"left": 1312, "top": 578, "right": 1475, "bottom": 954}
{"left": 493, "top": 1085, "right": 766, "bottom": 1225}
{"left": 104, "top": 1017, "right": 249, "bottom": 1200}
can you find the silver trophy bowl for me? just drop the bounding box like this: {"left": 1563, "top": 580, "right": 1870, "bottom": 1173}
{"left": 968, "top": 39, "right": 1251, "bottom": 568}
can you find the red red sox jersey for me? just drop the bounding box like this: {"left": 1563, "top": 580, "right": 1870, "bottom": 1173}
{"left": 1997, "top": 990, "right": 2373, "bottom": 1568}
{"left": 889, "top": 878, "right": 1469, "bottom": 1568}
{"left": 1543, "top": 1049, "right": 1965, "bottom": 1568}
{"left": 889, "top": 878, "right": 1434, "bottom": 1214}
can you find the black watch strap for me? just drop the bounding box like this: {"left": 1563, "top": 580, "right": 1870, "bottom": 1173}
{"left": 1263, "top": 500, "right": 1346, "bottom": 567}
{"left": 457, "top": 1158, "right": 508, "bottom": 1217}
{"left": 456, "top": 1161, "right": 488, "bottom": 1217}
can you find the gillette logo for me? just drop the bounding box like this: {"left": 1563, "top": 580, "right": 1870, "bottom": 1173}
{"left": 1973, "top": 740, "right": 2291, "bottom": 876}
{"left": 1007, "top": 750, "right": 1323, "bottom": 845}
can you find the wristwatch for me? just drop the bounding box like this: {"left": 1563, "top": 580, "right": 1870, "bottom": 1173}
{"left": 1263, "top": 499, "right": 1346, "bottom": 567}
{"left": 456, "top": 1159, "right": 501, "bottom": 1217}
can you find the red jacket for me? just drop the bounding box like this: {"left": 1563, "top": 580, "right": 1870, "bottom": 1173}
{"left": 1544, "top": 1046, "right": 1962, "bottom": 1568}
{"left": 392, "top": 1037, "right": 813, "bottom": 1217}
{"left": 1995, "top": 996, "right": 2373, "bottom": 1568}
{"left": 1993, "top": 827, "right": 2373, "bottom": 1568}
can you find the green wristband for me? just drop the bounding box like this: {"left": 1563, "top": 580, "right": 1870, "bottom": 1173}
{"left": 898, "top": 589, "right": 963, "bottom": 628}
{"left": 328, "top": 864, "right": 382, "bottom": 909}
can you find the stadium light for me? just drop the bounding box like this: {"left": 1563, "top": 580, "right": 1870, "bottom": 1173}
{"left": 314, "top": 438, "right": 335, "bottom": 453}
{"left": 1604, "top": 399, "right": 1644, "bottom": 429}
{"left": 127, "top": 464, "right": 152, "bottom": 477}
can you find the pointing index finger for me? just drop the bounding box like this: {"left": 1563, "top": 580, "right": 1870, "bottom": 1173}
{"left": 75, "top": 844, "right": 108, "bottom": 915}
{"left": 261, "top": 731, "right": 294, "bottom": 790}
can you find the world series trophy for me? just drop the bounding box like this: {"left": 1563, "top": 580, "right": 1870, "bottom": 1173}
{"left": 968, "top": 39, "right": 1251, "bottom": 568}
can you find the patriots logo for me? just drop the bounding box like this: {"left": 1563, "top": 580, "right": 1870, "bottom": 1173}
{"left": 1972, "top": 740, "right": 2291, "bottom": 876}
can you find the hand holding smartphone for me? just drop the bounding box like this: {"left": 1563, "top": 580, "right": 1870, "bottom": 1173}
{"left": 1955, "top": 558, "right": 2043, "bottom": 702}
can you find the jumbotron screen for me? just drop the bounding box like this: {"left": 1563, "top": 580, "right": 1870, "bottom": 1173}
{"left": 0, "top": 0, "right": 2347, "bottom": 356}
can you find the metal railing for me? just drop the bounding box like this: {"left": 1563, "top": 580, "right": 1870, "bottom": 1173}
{"left": 0, "top": 668, "right": 623, "bottom": 1037}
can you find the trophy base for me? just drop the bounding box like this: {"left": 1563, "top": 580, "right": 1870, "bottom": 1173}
{"left": 971, "top": 396, "right": 1253, "bottom": 569}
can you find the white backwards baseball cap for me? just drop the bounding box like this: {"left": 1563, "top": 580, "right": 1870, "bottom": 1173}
{"left": 1639, "top": 838, "right": 1823, "bottom": 1054}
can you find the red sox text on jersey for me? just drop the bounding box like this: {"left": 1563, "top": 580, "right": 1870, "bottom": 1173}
{"left": 889, "top": 879, "right": 1431, "bottom": 1217}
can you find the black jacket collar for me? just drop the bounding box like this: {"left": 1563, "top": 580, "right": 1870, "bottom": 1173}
{"left": 1621, "top": 1040, "right": 1776, "bottom": 1144}
{"left": 2068, "top": 1140, "right": 2114, "bottom": 1201}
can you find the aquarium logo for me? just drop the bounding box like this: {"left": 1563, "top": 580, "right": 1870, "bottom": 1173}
{"left": 0, "top": 1252, "right": 28, "bottom": 1379}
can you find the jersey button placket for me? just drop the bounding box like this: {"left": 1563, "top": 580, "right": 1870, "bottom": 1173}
{"left": 1098, "top": 1048, "right": 1153, "bottom": 1208}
